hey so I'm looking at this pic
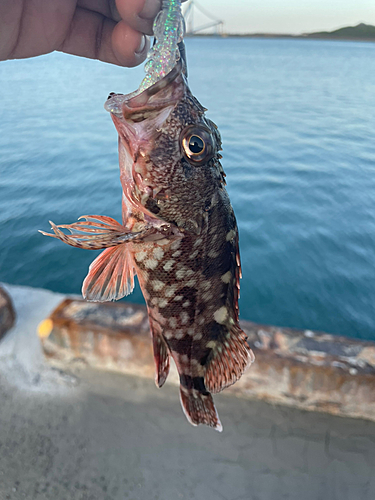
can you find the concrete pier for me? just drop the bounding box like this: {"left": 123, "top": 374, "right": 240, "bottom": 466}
{"left": 1, "top": 284, "right": 375, "bottom": 500}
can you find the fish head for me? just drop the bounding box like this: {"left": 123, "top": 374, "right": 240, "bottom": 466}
{"left": 105, "top": 62, "right": 224, "bottom": 234}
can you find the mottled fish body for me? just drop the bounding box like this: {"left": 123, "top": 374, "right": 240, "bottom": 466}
{"left": 41, "top": 57, "right": 254, "bottom": 432}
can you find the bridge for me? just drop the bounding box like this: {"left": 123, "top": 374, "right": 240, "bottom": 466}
{"left": 182, "top": 1, "right": 224, "bottom": 35}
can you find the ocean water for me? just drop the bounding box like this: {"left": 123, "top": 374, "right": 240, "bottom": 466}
{"left": 0, "top": 38, "right": 374, "bottom": 340}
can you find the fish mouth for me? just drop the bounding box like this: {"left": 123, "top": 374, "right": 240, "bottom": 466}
{"left": 105, "top": 61, "right": 185, "bottom": 129}
{"left": 104, "top": 61, "right": 186, "bottom": 215}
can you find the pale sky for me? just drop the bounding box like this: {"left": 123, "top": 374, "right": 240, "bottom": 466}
{"left": 184, "top": 0, "right": 375, "bottom": 35}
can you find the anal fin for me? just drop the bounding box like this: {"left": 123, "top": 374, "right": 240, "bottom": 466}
{"left": 152, "top": 332, "right": 170, "bottom": 388}
{"left": 204, "top": 324, "right": 255, "bottom": 394}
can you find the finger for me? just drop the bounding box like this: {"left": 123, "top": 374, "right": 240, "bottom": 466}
{"left": 58, "top": 7, "right": 149, "bottom": 67}
{"left": 116, "top": 0, "right": 161, "bottom": 36}
{"left": 112, "top": 20, "right": 150, "bottom": 67}
{"left": 77, "top": 0, "right": 121, "bottom": 22}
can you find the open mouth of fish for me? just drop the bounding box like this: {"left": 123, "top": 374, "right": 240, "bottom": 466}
{"left": 104, "top": 61, "right": 185, "bottom": 149}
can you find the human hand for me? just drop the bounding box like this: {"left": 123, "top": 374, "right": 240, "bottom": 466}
{"left": 0, "top": 0, "right": 182, "bottom": 67}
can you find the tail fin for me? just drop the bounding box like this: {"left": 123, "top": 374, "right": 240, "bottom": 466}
{"left": 179, "top": 387, "right": 222, "bottom": 432}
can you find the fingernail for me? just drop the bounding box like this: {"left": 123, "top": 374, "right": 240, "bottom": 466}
{"left": 139, "top": 0, "right": 161, "bottom": 20}
{"left": 136, "top": 35, "right": 147, "bottom": 54}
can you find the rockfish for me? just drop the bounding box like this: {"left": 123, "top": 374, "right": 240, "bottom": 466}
{"left": 41, "top": 61, "right": 254, "bottom": 431}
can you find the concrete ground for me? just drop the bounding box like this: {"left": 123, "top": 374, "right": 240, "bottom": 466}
{"left": 1, "top": 285, "right": 375, "bottom": 500}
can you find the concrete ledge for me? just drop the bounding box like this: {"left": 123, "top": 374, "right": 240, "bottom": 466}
{"left": 39, "top": 298, "right": 375, "bottom": 422}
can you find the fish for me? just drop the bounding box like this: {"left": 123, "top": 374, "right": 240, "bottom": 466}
{"left": 40, "top": 54, "right": 255, "bottom": 432}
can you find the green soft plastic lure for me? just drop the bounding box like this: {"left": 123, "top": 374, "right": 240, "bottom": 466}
{"left": 137, "top": 0, "right": 184, "bottom": 94}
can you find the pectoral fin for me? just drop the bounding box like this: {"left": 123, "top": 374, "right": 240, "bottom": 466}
{"left": 39, "top": 215, "right": 181, "bottom": 249}
{"left": 39, "top": 216, "right": 141, "bottom": 250}
{"left": 82, "top": 245, "right": 136, "bottom": 301}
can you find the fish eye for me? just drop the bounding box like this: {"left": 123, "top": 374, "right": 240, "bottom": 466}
{"left": 188, "top": 135, "right": 204, "bottom": 154}
{"left": 181, "top": 126, "right": 214, "bottom": 165}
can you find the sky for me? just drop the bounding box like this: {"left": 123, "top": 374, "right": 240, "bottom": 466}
{"left": 184, "top": 0, "right": 375, "bottom": 35}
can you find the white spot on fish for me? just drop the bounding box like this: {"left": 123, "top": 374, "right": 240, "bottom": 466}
{"left": 180, "top": 311, "right": 189, "bottom": 325}
{"left": 198, "top": 317, "right": 205, "bottom": 326}
{"left": 194, "top": 332, "right": 203, "bottom": 340}
{"left": 172, "top": 250, "right": 182, "bottom": 258}
{"left": 201, "top": 281, "right": 211, "bottom": 291}
{"left": 187, "top": 328, "right": 195, "bottom": 336}
{"left": 214, "top": 306, "right": 228, "bottom": 324}
{"left": 175, "top": 330, "right": 184, "bottom": 339}
{"left": 164, "top": 284, "right": 178, "bottom": 297}
{"left": 158, "top": 298, "right": 168, "bottom": 308}
{"left": 144, "top": 258, "right": 158, "bottom": 270}
{"left": 182, "top": 301, "right": 190, "bottom": 308}
{"left": 163, "top": 259, "right": 175, "bottom": 271}
{"left": 169, "top": 317, "right": 177, "bottom": 328}
{"left": 164, "top": 330, "right": 173, "bottom": 339}
{"left": 206, "top": 341, "right": 217, "bottom": 349}
{"left": 151, "top": 280, "right": 165, "bottom": 292}
{"left": 176, "top": 268, "right": 187, "bottom": 280}
{"left": 174, "top": 295, "right": 183, "bottom": 301}
{"left": 193, "top": 238, "right": 203, "bottom": 248}
{"left": 135, "top": 250, "right": 147, "bottom": 262}
{"left": 186, "top": 278, "right": 197, "bottom": 287}
{"left": 226, "top": 229, "right": 236, "bottom": 241}
{"left": 180, "top": 354, "right": 189, "bottom": 364}
{"left": 189, "top": 250, "right": 199, "bottom": 259}
{"left": 221, "top": 271, "right": 232, "bottom": 284}
{"left": 153, "top": 247, "right": 164, "bottom": 260}
{"left": 171, "top": 240, "right": 181, "bottom": 251}
{"left": 202, "top": 291, "right": 213, "bottom": 302}
{"left": 208, "top": 250, "right": 219, "bottom": 258}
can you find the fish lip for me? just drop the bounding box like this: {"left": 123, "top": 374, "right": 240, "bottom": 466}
{"left": 105, "top": 60, "right": 185, "bottom": 120}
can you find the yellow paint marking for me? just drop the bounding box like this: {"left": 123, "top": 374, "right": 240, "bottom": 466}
{"left": 38, "top": 319, "right": 53, "bottom": 339}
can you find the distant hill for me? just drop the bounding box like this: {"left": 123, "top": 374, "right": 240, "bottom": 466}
{"left": 307, "top": 23, "right": 375, "bottom": 39}
{"left": 189, "top": 23, "right": 375, "bottom": 41}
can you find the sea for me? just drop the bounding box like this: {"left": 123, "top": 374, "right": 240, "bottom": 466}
{"left": 0, "top": 37, "right": 374, "bottom": 340}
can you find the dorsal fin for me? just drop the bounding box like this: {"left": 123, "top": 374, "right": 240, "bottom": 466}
{"left": 204, "top": 324, "right": 255, "bottom": 394}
